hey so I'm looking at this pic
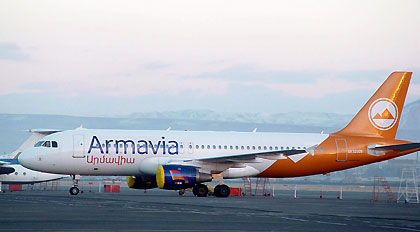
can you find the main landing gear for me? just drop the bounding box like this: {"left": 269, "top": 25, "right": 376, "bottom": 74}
{"left": 214, "top": 184, "right": 230, "bottom": 198}
{"left": 69, "top": 174, "right": 81, "bottom": 195}
{"left": 192, "top": 184, "right": 231, "bottom": 198}
{"left": 193, "top": 184, "right": 208, "bottom": 197}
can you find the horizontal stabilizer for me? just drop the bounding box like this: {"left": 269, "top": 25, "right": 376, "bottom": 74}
{"left": 369, "top": 143, "right": 420, "bottom": 152}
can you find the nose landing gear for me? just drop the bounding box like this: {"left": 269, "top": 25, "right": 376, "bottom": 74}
{"left": 69, "top": 186, "right": 79, "bottom": 195}
{"left": 69, "top": 174, "right": 81, "bottom": 195}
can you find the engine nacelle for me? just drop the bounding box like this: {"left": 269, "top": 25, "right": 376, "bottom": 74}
{"left": 126, "top": 175, "right": 157, "bottom": 189}
{"left": 0, "top": 166, "right": 15, "bottom": 174}
{"left": 156, "top": 165, "right": 212, "bottom": 190}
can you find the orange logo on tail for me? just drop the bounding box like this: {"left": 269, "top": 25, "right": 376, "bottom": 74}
{"left": 368, "top": 98, "right": 398, "bottom": 131}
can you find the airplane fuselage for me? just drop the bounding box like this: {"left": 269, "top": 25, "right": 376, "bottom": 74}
{"left": 18, "top": 129, "right": 413, "bottom": 178}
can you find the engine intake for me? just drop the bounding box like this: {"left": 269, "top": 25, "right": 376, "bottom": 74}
{"left": 156, "top": 165, "right": 212, "bottom": 190}
{"left": 126, "top": 175, "right": 157, "bottom": 189}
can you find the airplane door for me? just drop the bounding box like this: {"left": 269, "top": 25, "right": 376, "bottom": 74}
{"left": 73, "top": 134, "right": 86, "bottom": 158}
{"left": 335, "top": 138, "right": 347, "bottom": 162}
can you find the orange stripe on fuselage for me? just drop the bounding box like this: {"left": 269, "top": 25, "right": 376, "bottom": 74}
{"left": 257, "top": 134, "right": 416, "bottom": 178}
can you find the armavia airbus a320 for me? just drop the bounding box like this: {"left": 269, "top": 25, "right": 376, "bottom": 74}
{"left": 19, "top": 72, "right": 420, "bottom": 197}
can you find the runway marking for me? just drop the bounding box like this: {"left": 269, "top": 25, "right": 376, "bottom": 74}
{"left": 314, "top": 220, "right": 347, "bottom": 226}
{"left": 370, "top": 225, "right": 420, "bottom": 232}
{"left": 280, "top": 216, "right": 308, "bottom": 222}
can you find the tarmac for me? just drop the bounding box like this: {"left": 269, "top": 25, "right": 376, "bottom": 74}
{"left": 1, "top": 188, "right": 420, "bottom": 232}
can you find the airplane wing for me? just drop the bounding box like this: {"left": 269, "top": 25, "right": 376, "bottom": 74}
{"left": 0, "top": 159, "right": 20, "bottom": 165}
{"left": 194, "top": 149, "right": 308, "bottom": 163}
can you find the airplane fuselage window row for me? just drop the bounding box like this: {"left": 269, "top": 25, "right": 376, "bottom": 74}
{"left": 34, "top": 140, "right": 58, "bottom": 148}
{"left": 34, "top": 140, "right": 305, "bottom": 152}
{"left": 8, "top": 171, "right": 27, "bottom": 176}
{"left": 101, "top": 143, "right": 306, "bottom": 151}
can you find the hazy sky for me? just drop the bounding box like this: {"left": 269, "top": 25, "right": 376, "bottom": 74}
{"left": 1, "top": 0, "right": 419, "bottom": 116}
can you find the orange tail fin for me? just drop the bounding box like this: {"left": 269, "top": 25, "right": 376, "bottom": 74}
{"left": 335, "top": 72, "right": 412, "bottom": 139}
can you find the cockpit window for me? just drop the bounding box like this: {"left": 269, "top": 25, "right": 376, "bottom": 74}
{"left": 42, "top": 141, "right": 51, "bottom": 147}
{"left": 35, "top": 140, "right": 58, "bottom": 148}
{"left": 35, "top": 141, "right": 44, "bottom": 147}
{"left": 52, "top": 141, "right": 58, "bottom": 148}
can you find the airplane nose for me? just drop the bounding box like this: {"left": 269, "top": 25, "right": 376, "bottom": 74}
{"left": 18, "top": 149, "right": 37, "bottom": 169}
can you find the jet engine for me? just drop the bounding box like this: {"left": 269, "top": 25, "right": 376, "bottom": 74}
{"left": 0, "top": 166, "right": 15, "bottom": 174}
{"left": 126, "top": 175, "right": 157, "bottom": 189}
{"left": 156, "top": 165, "right": 212, "bottom": 190}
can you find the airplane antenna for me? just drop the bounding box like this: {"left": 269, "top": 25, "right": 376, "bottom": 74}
{"left": 167, "top": 127, "right": 171, "bottom": 131}
{"left": 253, "top": 128, "right": 257, "bottom": 133}
{"left": 76, "top": 125, "right": 85, "bottom": 130}
{"left": 321, "top": 130, "right": 324, "bottom": 134}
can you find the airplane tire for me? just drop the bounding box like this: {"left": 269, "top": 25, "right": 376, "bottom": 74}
{"left": 69, "top": 187, "right": 79, "bottom": 195}
{"left": 214, "top": 184, "right": 230, "bottom": 198}
{"left": 193, "top": 184, "right": 208, "bottom": 197}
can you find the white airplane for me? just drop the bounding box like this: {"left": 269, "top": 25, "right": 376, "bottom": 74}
{"left": 0, "top": 129, "right": 67, "bottom": 191}
{"left": 19, "top": 72, "right": 420, "bottom": 197}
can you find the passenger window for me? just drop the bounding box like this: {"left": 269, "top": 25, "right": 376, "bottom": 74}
{"left": 269, "top": 146, "right": 272, "bottom": 150}
{"left": 247, "top": 146, "right": 250, "bottom": 150}
{"left": 235, "top": 146, "right": 239, "bottom": 150}
{"left": 241, "top": 146, "right": 244, "bottom": 150}
{"left": 230, "top": 145, "right": 233, "bottom": 150}
{"left": 258, "top": 146, "right": 261, "bottom": 150}
{"left": 224, "top": 145, "right": 227, "bottom": 149}
{"left": 252, "top": 146, "right": 256, "bottom": 150}
{"left": 218, "top": 145, "right": 222, "bottom": 149}
{"left": 201, "top": 145, "right": 205, "bottom": 149}
{"left": 43, "top": 141, "right": 51, "bottom": 147}
{"left": 52, "top": 141, "right": 58, "bottom": 148}
{"left": 213, "top": 145, "right": 216, "bottom": 149}
{"left": 207, "top": 145, "right": 211, "bottom": 149}
{"left": 275, "top": 146, "right": 278, "bottom": 150}
{"left": 264, "top": 146, "right": 267, "bottom": 150}
{"left": 196, "top": 145, "right": 199, "bottom": 149}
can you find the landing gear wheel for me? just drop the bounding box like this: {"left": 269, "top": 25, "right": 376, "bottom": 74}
{"left": 69, "top": 186, "right": 79, "bottom": 195}
{"left": 179, "top": 189, "right": 185, "bottom": 196}
{"left": 214, "top": 184, "right": 230, "bottom": 198}
{"left": 193, "top": 184, "right": 208, "bottom": 197}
